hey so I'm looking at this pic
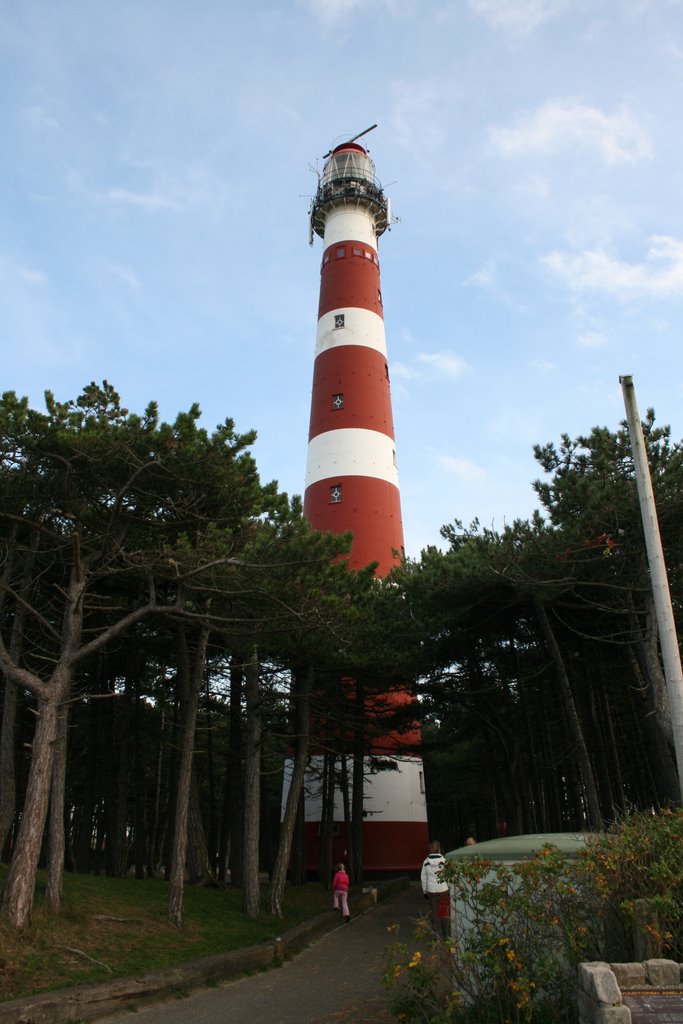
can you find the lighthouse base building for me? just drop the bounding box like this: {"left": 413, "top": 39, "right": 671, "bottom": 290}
{"left": 284, "top": 132, "right": 429, "bottom": 874}
{"left": 287, "top": 755, "right": 429, "bottom": 875}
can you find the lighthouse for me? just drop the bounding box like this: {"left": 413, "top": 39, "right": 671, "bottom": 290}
{"left": 299, "top": 129, "right": 429, "bottom": 873}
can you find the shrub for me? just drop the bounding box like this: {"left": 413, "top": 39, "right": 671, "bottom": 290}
{"left": 385, "top": 844, "right": 600, "bottom": 1023}
{"left": 576, "top": 807, "right": 683, "bottom": 961}
{"left": 383, "top": 811, "right": 683, "bottom": 1023}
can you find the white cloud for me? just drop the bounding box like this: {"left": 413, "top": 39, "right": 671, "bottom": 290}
{"left": 66, "top": 166, "right": 232, "bottom": 216}
{"left": 109, "top": 265, "right": 142, "bottom": 289}
{"left": 300, "top": 0, "right": 411, "bottom": 26}
{"left": 389, "top": 78, "right": 451, "bottom": 155}
{"left": 21, "top": 104, "right": 60, "bottom": 131}
{"left": 391, "top": 351, "right": 469, "bottom": 382}
{"left": 517, "top": 174, "right": 550, "bottom": 198}
{"left": 104, "top": 187, "right": 179, "bottom": 211}
{"left": 543, "top": 236, "right": 683, "bottom": 297}
{"left": 19, "top": 268, "right": 48, "bottom": 285}
{"left": 418, "top": 351, "right": 469, "bottom": 378}
{"left": 299, "top": 0, "right": 365, "bottom": 28}
{"left": 530, "top": 359, "right": 555, "bottom": 373}
{"left": 464, "top": 263, "right": 529, "bottom": 313}
{"left": 435, "top": 452, "right": 486, "bottom": 480}
{"left": 467, "top": 0, "right": 568, "bottom": 34}
{"left": 576, "top": 330, "right": 608, "bottom": 348}
{"left": 465, "top": 262, "right": 497, "bottom": 289}
{"left": 490, "top": 98, "right": 652, "bottom": 164}
{"left": 392, "top": 361, "right": 420, "bottom": 380}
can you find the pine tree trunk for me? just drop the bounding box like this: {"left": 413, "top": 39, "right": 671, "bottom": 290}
{"left": 148, "top": 706, "right": 166, "bottom": 877}
{"left": 46, "top": 705, "right": 69, "bottom": 910}
{"left": 168, "top": 622, "right": 209, "bottom": 928}
{"left": 534, "top": 599, "right": 604, "bottom": 830}
{"left": 601, "top": 688, "right": 626, "bottom": 812}
{"left": 226, "top": 658, "right": 244, "bottom": 886}
{"left": 112, "top": 672, "right": 131, "bottom": 878}
{"left": 0, "top": 675, "right": 18, "bottom": 857}
{"left": 586, "top": 676, "right": 616, "bottom": 822}
{"left": 2, "top": 684, "right": 64, "bottom": 927}
{"left": 0, "top": 528, "right": 39, "bottom": 853}
{"left": 187, "top": 770, "right": 213, "bottom": 884}
{"left": 269, "top": 666, "right": 312, "bottom": 917}
{"left": 350, "top": 700, "right": 365, "bottom": 884}
{"left": 339, "top": 753, "right": 354, "bottom": 879}
{"left": 630, "top": 600, "right": 680, "bottom": 804}
{"left": 318, "top": 751, "right": 336, "bottom": 887}
{"left": 242, "top": 646, "right": 261, "bottom": 919}
{"left": 203, "top": 674, "right": 218, "bottom": 875}
{"left": 133, "top": 676, "right": 147, "bottom": 879}
{"left": 289, "top": 789, "right": 306, "bottom": 886}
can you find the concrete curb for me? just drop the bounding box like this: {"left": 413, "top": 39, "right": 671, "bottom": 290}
{"left": 577, "top": 959, "right": 683, "bottom": 1024}
{"left": 0, "top": 877, "right": 409, "bottom": 1024}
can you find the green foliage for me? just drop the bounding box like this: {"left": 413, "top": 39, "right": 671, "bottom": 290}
{"left": 398, "top": 411, "right": 683, "bottom": 843}
{"left": 577, "top": 808, "right": 683, "bottom": 960}
{"left": 385, "top": 845, "right": 597, "bottom": 1023}
{"left": 384, "top": 921, "right": 461, "bottom": 1024}
{"left": 1, "top": 381, "right": 374, "bottom": 924}
{"left": 383, "top": 812, "right": 683, "bottom": 1024}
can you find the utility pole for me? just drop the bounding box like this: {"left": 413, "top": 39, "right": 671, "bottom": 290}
{"left": 620, "top": 374, "right": 683, "bottom": 803}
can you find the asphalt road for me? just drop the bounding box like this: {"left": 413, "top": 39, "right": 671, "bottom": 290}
{"left": 102, "top": 882, "right": 426, "bottom": 1024}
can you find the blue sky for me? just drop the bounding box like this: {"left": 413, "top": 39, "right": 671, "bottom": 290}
{"left": 2, "top": 0, "right": 683, "bottom": 558}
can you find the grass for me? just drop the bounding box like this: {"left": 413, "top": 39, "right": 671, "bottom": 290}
{"left": 0, "top": 865, "right": 334, "bottom": 1003}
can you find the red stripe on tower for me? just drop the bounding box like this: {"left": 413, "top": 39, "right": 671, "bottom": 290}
{"left": 295, "top": 129, "right": 429, "bottom": 874}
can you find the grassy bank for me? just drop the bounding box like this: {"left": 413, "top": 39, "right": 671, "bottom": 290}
{"left": 0, "top": 867, "right": 332, "bottom": 1002}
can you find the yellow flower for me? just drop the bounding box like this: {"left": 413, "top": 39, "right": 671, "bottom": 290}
{"left": 408, "top": 951, "right": 422, "bottom": 969}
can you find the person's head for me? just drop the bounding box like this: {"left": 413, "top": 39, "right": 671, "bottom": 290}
{"left": 465, "top": 837, "right": 476, "bottom": 846}
{"left": 336, "top": 862, "right": 345, "bottom": 872}
{"left": 428, "top": 840, "right": 441, "bottom": 854}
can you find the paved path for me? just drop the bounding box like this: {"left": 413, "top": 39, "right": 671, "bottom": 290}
{"left": 103, "top": 882, "right": 426, "bottom": 1024}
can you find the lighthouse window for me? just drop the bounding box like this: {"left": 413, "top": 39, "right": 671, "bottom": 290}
{"left": 332, "top": 393, "right": 344, "bottom": 410}
{"left": 336, "top": 246, "right": 346, "bottom": 258}
{"left": 334, "top": 313, "right": 345, "bottom": 329}
{"left": 377, "top": 289, "right": 383, "bottom": 306}
{"left": 353, "top": 247, "right": 362, "bottom": 256}
{"left": 364, "top": 250, "right": 372, "bottom": 260}
{"left": 323, "top": 254, "right": 330, "bottom": 265}
{"left": 330, "top": 484, "right": 343, "bottom": 503}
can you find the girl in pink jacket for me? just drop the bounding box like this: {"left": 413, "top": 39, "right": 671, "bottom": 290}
{"left": 332, "top": 863, "right": 350, "bottom": 922}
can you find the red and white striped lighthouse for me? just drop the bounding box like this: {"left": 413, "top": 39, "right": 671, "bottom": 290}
{"left": 299, "top": 130, "right": 429, "bottom": 873}
{"left": 304, "top": 134, "right": 403, "bottom": 576}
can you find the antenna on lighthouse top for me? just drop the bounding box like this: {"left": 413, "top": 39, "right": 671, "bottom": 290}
{"left": 323, "top": 123, "right": 378, "bottom": 159}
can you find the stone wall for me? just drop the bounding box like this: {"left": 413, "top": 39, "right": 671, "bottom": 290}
{"left": 578, "top": 958, "right": 683, "bottom": 1024}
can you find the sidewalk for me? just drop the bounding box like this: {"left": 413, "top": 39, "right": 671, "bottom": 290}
{"left": 0, "top": 881, "right": 427, "bottom": 1024}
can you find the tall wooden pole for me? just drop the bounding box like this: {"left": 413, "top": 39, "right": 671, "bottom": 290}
{"left": 620, "top": 374, "right": 683, "bottom": 803}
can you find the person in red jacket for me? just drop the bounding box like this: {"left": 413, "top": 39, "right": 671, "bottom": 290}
{"left": 332, "top": 862, "right": 350, "bottom": 922}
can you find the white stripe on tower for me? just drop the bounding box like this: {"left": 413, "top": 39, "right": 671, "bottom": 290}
{"left": 304, "top": 141, "right": 404, "bottom": 576}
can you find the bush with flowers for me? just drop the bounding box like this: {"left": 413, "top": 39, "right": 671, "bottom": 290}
{"left": 576, "top": 807, "right": 683, "bottom": 961}
{"left": 383, "top": 810, "right": 683, "bottom": 1024}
